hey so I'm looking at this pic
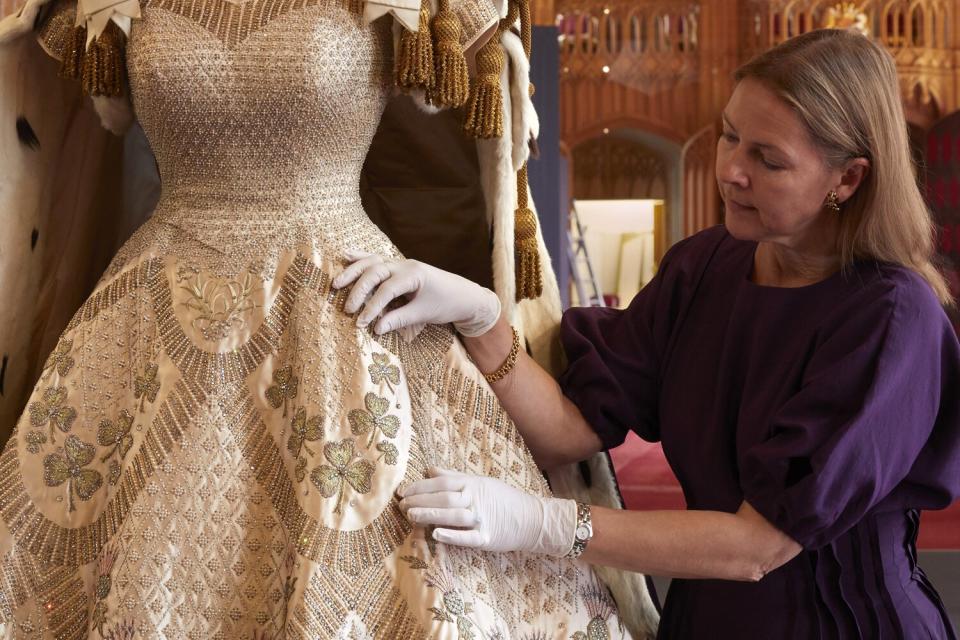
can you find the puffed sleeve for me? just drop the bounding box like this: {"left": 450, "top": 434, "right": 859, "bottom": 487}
{"left": 34, "top": 0, "right": 135, "bottom": 134}
{"left": 741, "top": 273, "right": 960, "bottom": 549}
{"left": 451, "top": 0, "right": 500, "bottom": 53}
{"left": 558, "top": 234, "right": 703, "bottom": 449}
{"left": 35, "top": 0, "right": 76, "bottom": 61}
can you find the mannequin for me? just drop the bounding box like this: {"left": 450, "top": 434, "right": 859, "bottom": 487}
{"left": 0, "top": 0, "right": 658, "bottom": 636}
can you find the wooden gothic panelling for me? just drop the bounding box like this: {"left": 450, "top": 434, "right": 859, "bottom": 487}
{"left": 681, "top": 124, "right": 720, "bottom": 236}
{"left": 926, "top": 111, "right": 960, "bottom": 332}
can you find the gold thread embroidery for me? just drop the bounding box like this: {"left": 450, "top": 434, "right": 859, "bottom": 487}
{"left": 348, "top": 392, "right": 400, "bottom": 450}
{"left": 133, "top": 364, "right": 161, "bottom": 413}
{"left": 42, "top": 436, "right": 103, "bottom": 513}
{"left": 141, "top": 0, "right": 363, "bottom": 49}
{"left": 176, "top": 268, "right": 263, "bottom": 341}
{"left": 267, "top": 365, "right": 300, "bottom": 418}
{"left": 28, "top": 388, "right": 78, "bottom": 446}
{"left": 311, "top": 438, "right": 374, "bottom": 514}
{"left": 42, "top": 340, "right": 76, "bottom": 380}
{"left": 368, "top": 352, "right": 400, "bottom": 393}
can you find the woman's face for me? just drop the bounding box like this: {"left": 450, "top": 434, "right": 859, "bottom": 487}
{"left": 716, "top": 78, "right": 849, "bottom": 251}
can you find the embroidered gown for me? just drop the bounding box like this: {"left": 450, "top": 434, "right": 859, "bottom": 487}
{"left": 0, "top": 1, "right": 632, "bottom": 637}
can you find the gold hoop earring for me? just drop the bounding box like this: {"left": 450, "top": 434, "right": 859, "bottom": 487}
{"left": 825, "top": 191, "right": 841, "bottom": 213}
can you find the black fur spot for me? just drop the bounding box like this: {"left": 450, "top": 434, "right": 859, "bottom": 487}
{"left": 31, "top": 228, "right": 39, "bottom": 250}
{"left": 0, "top": 354, "right": 7, "bottom": 396}
{"left": 577, "top": 459, "right": 593, "bottom": 488}
{"left": 16, "top": 116, "right": 39, "bottom": 151}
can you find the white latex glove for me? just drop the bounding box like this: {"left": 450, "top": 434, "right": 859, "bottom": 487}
{"left": 399, "top": 467, "right": 578, "bottom": 556}
{"left": 332, "top": 252, "right": 501, "bottom": 337}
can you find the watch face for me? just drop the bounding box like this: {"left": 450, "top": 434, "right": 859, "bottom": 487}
{"left": 575, "top": 524, "right": 591, "bottom": 541}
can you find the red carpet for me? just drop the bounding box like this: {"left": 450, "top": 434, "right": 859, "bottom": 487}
{"left": 609, "top": 432, "right": 960, "bottom": 550}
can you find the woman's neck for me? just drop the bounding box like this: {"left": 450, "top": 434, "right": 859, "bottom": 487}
{"left": 753, "top": 241, "right": 842, "bottom": 288}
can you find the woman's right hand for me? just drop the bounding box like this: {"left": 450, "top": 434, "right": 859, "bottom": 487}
{"left": 332, "top": 252, "right": 501, "bottom": 337}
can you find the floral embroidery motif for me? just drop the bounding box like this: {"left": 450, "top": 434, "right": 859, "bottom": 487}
{"left": 287, "top": 408, "right": 324, "bottom": 485}
{"left": 280, "top": 549, "right": 298, "bottom": 627}
{"left": 98, "top": 410, "right": 135, "bottom": 466}
{"left": 177, "top": 269, "right": 261, "bottom": 341}
{"left": 402, "top": 554, "right": 483, "bottom": 639}
{"left": 108, "top": 460, "right": 122, "bottom": 485}
{"left": 102, "top": 620, "right": 136, "bottom": 640}
{"left": 43, "top": 435, "right": 103, "bottom": 512}
{"left": 424, "top": 565, "right": 479, "bottom": 640}
{"left": 310, "top": 438, "right": 374, "bottom": 514}
{"left": 28, "top": 387, "right": 78, "bottom": 445}
{"left": 25, "top": 430, "right": 47, "bottom": 454}
{"left": 134, "top": 364, "right": 161, "bottom": 413}
{"left": 368, "top": 352, "right": 400, "bottom": 393}
{"left": 375, "top": 440, "right": 399, "bottom": 466}
{"left": 266, "top": 365, "right": 299, "bottom": 418}
{"left": 91, "top": 543, "right": 118, "bottom": 635}
{"left": 571, "top": 583, "right": 616, "bottom": 640}
{"left": 399, "top": 555, "right": 428, "bottom": 570}
{"left": 348, "top": 393, "right": 400, "bottom": 449}
{"left": 42, "top": 339, "right": 76, "bottom": 379}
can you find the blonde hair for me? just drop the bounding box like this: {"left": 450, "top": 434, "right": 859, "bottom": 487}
{"left": 735, "top": 29, "right": 953, "bottom": 306}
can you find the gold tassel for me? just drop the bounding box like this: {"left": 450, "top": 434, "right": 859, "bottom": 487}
{"left": 508, "top": 0, "right": 542, "bottom": 300}
{"left": 462, "top": 36, "right": 504, "bottom": 138}
{"left": 60, "top": 25, "right": 86, "bottom": 82}
{"left": 514, "top": 164, "right": 543, "bottom": 301}
{"left": 463, "top": 2, "right": 518, "bottom": 139}
{"left": 60, "top": 23, "right": 126, "bottom": 97}
{"left": 395, "top": 0, "right": 435, "bottom": 93}
{"left": 427, "top": 0, "right": 469, "bottom": 108}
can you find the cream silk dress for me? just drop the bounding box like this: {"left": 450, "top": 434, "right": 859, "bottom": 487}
{"left": 0, "top": 0, "right": 632, "bottom": 638}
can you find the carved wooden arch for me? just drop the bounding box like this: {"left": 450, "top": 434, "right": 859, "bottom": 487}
{"left": 571, "top": 135, "right": 671, "bottom": 200}
{"left": 906, "top": 0, "right": 927, "bottom": 46}
{"left": 904, "top": 80, "right": 942, "bottom": 129}
{"left": 623, "top": 8, "right": 650, "bottom": 54}
{"left": 880, "top": 0, "right": 911, "bottom": 46}
{"left": 928, "top": 0, "right": 949, "bottom": 48}
{"left": 565, "top": 117, "right": 687, "bottom": 151}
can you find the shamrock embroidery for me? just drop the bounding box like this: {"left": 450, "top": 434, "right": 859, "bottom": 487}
{"left": 25, "top": 431, "right": 47, "bottom": 454}
{"left": 134, "top": 364, "right": 161, "bottom": 412}
{"left": 108, "top": 460, "right": 121, "bottom": 486}
{"left": 28, "top": 387, "right": 78, "bottom": 445}
{"left": 311, "top": 438, "right": 374, "bottom": 514}
{"left": 295, "top": 456, "right": 308, "bottom": 484}
{"left": 42, "top": 339, "right": 75, "bottom": 379}
{"left": 266, "top": 365, "right": 299, "bottom": 418}
{"left": 287, "top": 408, "right": 323, "bottom": 459}
{"left": 43, "top": 435, "right": 103, "bottom": 512}
{"left": 376, "top": 440, "right": 399, "bottom": 466}
{"left": 368, "top": 353, "right": 400, "bottom": 393}
{"left": 348, "top": 393, "right": 400, "bottom": 449}
{"left": 98, "top": 410, "right": 134, "bottom": 463}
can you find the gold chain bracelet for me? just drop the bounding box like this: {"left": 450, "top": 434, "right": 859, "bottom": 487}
{"left": 483, "top": 327, "right": 520, "bottom": 384}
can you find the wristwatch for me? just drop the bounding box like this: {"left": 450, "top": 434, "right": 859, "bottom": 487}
{"left": 566, "top": 502, "right": 593, "bottom": 559}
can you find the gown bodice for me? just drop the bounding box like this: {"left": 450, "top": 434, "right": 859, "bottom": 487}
{"left": 120, "top": 0, "right": 398, "bottom": 275}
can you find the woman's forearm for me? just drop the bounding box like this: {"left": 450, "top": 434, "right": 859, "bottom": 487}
{"left": 581, "top": 501, "right": 803, "bottom": 581}
{"left": 461, "top": 317, "right": 603, "bottom": 469}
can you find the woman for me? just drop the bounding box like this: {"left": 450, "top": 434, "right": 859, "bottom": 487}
{"left": 337, "top": 29, "right": 960, "bottom": 638}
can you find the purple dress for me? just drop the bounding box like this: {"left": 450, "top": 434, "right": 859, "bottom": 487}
{"left": 559, "top": 225, "right": 960, "bottom": 639}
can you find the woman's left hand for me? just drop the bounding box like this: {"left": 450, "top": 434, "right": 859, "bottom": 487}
{"left": 399, "top": 467, "right": 577, "bottom": 556}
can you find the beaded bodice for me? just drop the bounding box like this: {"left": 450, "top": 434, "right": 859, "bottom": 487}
{"left": 121, "top": 0, "right": 396, "bottom": 273}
